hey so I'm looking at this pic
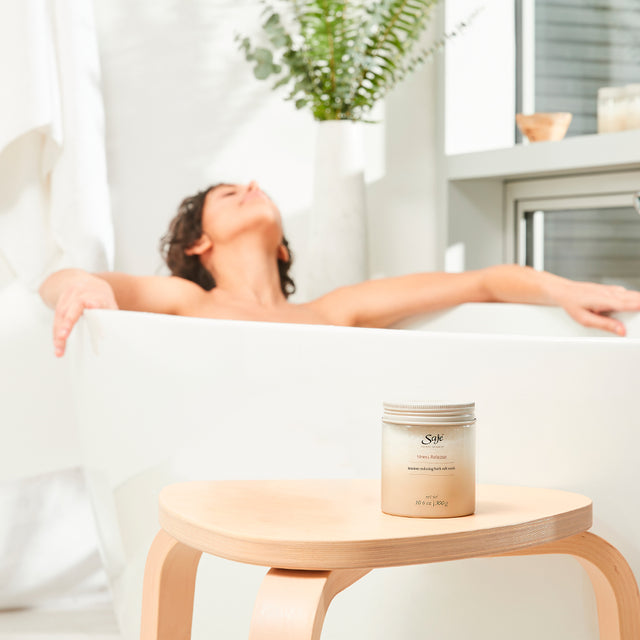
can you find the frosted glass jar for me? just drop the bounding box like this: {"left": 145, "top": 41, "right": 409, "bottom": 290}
{"left": 598, "top": 86, "right": 626, "bottom": 133}
{"left": 381, "top": 401, "right": 476, "bottom": 518}
{"left": 624, "top": 84, "right": 640, "bottom": 130}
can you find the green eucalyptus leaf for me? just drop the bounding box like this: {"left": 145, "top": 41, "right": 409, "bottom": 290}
{"left": 270, "top": 34, "right": 289, "bottom": 47}
{"left": 253, "top": 48, "right": 274, "bottom": 63}
{"left": 236, "top": 0, "right": 472, "bottom": 117}
{"left": 273, "top": 75, "right": 291, "bottom": 90}
{"left": 237, "top": 37, "right": 251, "bottom": 54}
{"left": 263, "top": 13, "right": 280, "bottom": 28}
{"left": 254, "top": 62, "right": 276, "bottom": 80}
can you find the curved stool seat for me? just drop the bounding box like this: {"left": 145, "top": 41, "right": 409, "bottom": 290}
{"left": 140, "top": 480, "right": 640, "bottom": 640}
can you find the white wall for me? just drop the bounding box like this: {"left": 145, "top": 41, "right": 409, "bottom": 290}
{"left": 444, "top": 0, "right": 516, "bottom": 155}
{"left": 93, "top": 0, "right": 442, "bottom": 299}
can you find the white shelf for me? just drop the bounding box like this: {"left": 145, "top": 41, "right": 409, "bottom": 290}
{"left": 446, "top": 129, "right": 640, "bottom": 182}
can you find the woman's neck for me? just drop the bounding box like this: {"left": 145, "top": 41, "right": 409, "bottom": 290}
{"left": 205, "top": 242, "right": 288, "bottom": 308}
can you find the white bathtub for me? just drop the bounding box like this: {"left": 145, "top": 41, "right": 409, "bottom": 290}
{"left": 65, "top": 303, "right": 640, "bottom": 640}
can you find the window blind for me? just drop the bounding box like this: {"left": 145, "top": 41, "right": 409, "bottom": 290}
{"left": 526, "top": 206, "right": 640, "bottom": 289}
{"left": 535, "top": 0, "right": 640, "bottom": 136}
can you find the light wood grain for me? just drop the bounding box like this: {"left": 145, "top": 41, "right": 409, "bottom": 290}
{"left": 141, "top": 481, "right": 640, "bottom": 640}
{"left": 140, "top": 529, "right": 202, "bottom": 640}
{"left": 248, "top": 568, "right": 370, "bottom": 640}
{"left": 501, "top": 531, "right": 640, "bottom": 640}
{"left": 158, "top": 480, "right": 592, "bottom": 570}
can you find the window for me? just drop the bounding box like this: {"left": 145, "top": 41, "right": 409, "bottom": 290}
{"left": 506, "top": 171, "right": 640, "bottom": 286}
{"left": 523, "top": 205, "right": 640, "bottom": 288}
{"left": 517, "top": 0, "right": 640, "bottom": 139}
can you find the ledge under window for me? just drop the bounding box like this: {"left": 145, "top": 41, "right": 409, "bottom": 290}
{"left": 445, "top": 129, "right": 640, "bottom": 182}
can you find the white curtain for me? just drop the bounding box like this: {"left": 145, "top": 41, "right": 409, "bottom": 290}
{"left": 0, "top": 0, "right": 114, "bottom": 291}
{"left": 0, "top": 0, "right": 114, "bottom": 617}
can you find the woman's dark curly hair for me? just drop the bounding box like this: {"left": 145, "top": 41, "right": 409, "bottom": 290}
{"left": 159, "top": 184, "right": 296, "bottom": 298}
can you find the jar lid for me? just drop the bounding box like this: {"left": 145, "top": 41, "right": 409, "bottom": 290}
{"left": 598, "top": 86, "right": 621, "bottom": 98}
{"left": 382, "top": 400, "right": 476, "bottom": 426}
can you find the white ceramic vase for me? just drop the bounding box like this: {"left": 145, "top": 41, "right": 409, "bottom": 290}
{"left": 306, "top": 120, "right": 368, "bottom": 299}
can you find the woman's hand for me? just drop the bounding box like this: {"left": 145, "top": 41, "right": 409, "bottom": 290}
{"left": 550, "top": 279, "right": 640, "bottom": 336}
{"left": 52, "top": 274, "right": 118, "bottom": 357}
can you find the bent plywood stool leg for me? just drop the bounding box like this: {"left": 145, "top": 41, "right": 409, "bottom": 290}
{"left": 500, "top": 532, "right": 640, "bottom": 640}
{"left": 248, "top": 568, "right": 370, "bottom": 640}
{"left": 140, "top": 530, "right": 203, "bottom": 640}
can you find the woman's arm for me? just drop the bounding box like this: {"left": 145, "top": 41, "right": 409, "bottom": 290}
{"left": 40, "top": 270, "right": 119, "bottom": 357}
{"left": 312, "top": 269, "right": 488, "bottom": 328}
{"left": 39, "top": 269, "right": 202, "bottom": 357}
{"left": 312, "top": 264, "right": 640, "bottom": 335}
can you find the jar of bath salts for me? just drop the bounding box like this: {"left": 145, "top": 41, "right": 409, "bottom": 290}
{"left": 381, "top": 401, "right": 476, "bottom": 518}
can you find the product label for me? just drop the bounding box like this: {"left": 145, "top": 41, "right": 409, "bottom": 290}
{"left": 407, "top": 432, "right": 456, "bottom": 475}
{"left": 414, "top": 494, "right": 449, "bottom": 509}
{"left": 381, "top": 422, "right": 476, "bottom": 517}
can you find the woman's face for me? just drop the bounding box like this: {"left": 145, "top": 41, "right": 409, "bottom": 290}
{"left": 201, "top": 181, "right": 283, "bottom": 245}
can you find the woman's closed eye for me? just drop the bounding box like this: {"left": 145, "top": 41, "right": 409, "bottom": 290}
{"left": 222, "top": 190, "right": 236, "bottom": 198}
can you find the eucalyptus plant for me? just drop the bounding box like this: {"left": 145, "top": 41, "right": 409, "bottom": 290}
{"left": 236, "top": 0, "right": 479, "bottom": 121}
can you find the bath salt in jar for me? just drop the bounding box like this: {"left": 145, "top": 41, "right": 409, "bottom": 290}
{"left": 381, "top": 400, "right": 476, "bottom": 518}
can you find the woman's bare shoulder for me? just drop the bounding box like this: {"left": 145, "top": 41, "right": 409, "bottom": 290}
{"left": 302, "top": 289, "right": 357, "bottom": 327}
{"left": 163, "top": 276, "right": 209, "bottom": 312}
{"left": 97, "top": 272, "right": 205, "bottom": 314}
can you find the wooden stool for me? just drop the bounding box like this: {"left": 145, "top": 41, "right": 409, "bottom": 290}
{"left": 140, "top": 480, "right": 640, "bottom": 639}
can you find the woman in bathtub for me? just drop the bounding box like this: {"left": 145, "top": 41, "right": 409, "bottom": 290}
{"left": 40, "top": 180, "right": 640, "bottom": 357}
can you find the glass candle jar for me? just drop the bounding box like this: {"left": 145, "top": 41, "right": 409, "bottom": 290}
{"left": 381, "top": 400, "right": 476, "bottom": 518}
{"left": 624, "top": 84, "right": 640, "bottom": 130}
{"left": 598, "top": 86, "right": 626, "bottom": 133}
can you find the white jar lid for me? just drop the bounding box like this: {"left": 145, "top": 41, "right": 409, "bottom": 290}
{"left": 598, "top": 86, "right": 622, "bottom": 98}
{"left": 382, "top": 400, "right": 476, "bottom": 426}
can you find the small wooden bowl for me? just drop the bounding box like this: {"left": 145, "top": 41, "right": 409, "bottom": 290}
{"left": 516, "top": 112, "right": 572, "bottom": 142}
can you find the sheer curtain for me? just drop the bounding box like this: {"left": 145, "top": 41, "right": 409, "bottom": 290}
{"left": 0, "top": 0, "right": 114, "bottom": 291}
{"left": 0, "top": 0, "right": 114, "bottom": 620}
